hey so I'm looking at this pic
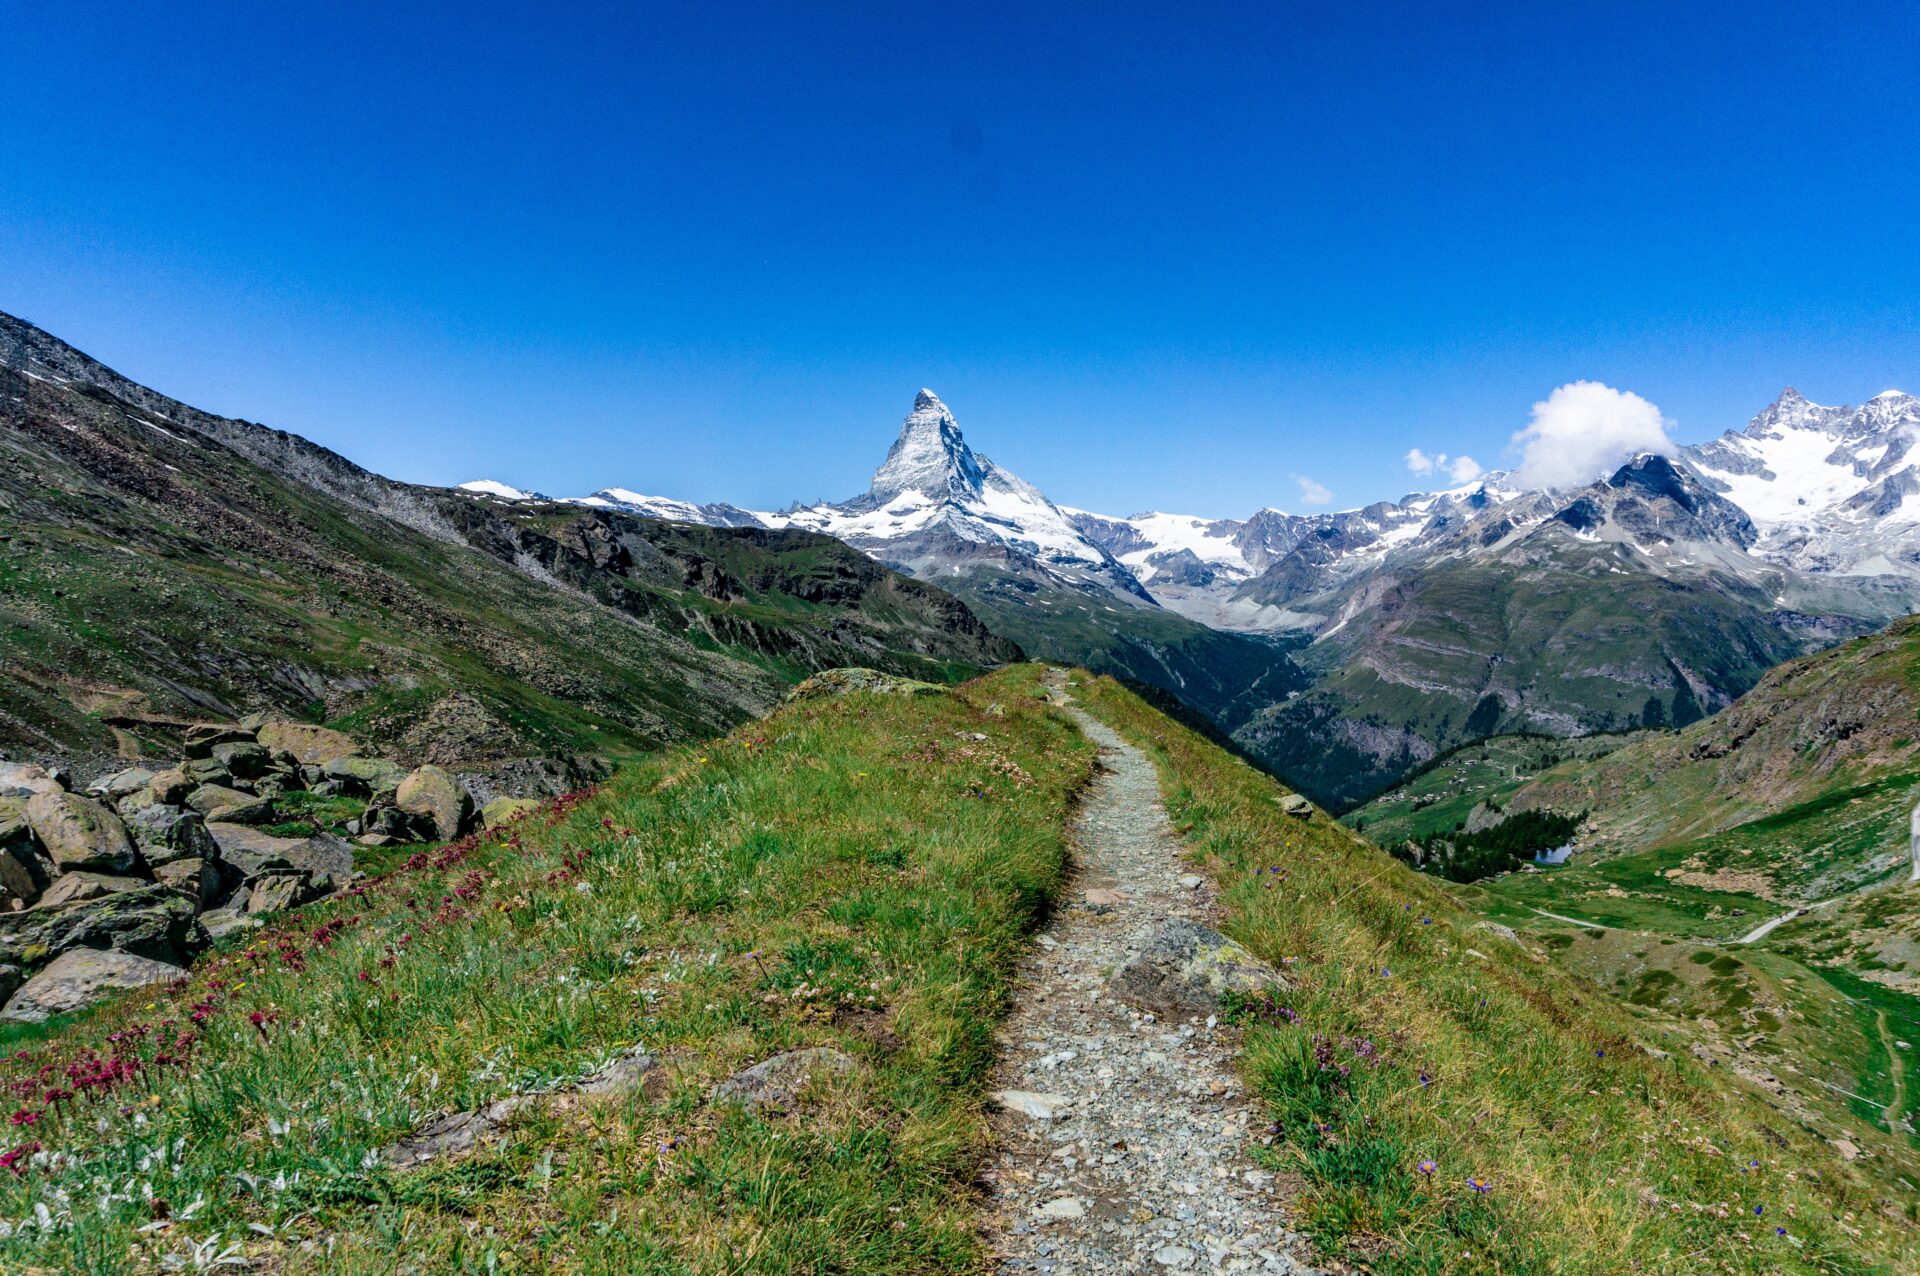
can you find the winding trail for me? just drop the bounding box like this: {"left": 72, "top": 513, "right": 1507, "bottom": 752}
{"left": 982, "top": 679, "right": 1321, "bottom": 1275}
{"left": 1530, "top": 907, "right": 1609, "bottom": 931}
{"left": 1737, "top": 897, "right": 1837, "bottom": 946}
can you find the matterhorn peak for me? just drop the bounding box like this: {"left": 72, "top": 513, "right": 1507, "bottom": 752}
{"left": 869, "top": 388, "right": 986, "bottom": 501}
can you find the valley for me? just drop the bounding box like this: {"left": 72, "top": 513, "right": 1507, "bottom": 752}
{"left": 3, "top": 309, "right": 1919, "bottom": 1271}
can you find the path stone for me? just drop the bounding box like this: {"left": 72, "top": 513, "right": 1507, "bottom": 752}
{"left": 983, "top": 673, "right": 1322, "bottom": 1275}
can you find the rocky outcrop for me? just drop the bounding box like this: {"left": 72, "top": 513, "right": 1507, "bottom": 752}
{"left": 0, "top": 719, "right": 493, "bottom": 1021}
{"left": 786, "top": 668, "right": 948, "bottom": 702}
{"left": 255, "top": 722, "right": 355, "bottom": 765}
{"left": 0, "top": 948, "right": 185, "bottom": 1022}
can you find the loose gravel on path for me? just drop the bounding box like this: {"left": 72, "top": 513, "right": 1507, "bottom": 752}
{"left": 982, "top": 682, "right": 1324, "bottom": 1274}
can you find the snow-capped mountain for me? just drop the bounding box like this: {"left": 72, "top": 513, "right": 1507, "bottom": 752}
{"left": 1683, "top": 388, "right": 1920, "bottom": 577}
{"left": 757, "top": 389, "right": 1152, "bottom": 601}
{"left": 456, "top": 382, "right": 1920, "bottom": 808}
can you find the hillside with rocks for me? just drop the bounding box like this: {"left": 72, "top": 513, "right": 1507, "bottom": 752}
{"left": 0, "top": 311, "right": 1018, "bottom": 771}
{"left": 0, "top": 713, "right": 541, "bottom": 1023}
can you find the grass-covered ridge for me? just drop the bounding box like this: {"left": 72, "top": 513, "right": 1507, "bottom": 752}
{"left": 0, "top": 667, "right": 1092, "bottom": 1273}
{"left": 1073, "top": 674, "right": 1918, "bottom": 1275}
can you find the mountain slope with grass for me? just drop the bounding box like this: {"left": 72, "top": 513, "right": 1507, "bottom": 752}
{"left": 0, "top": 311, "right": 1016, "bottom": 767}
{"left": 0, "top": 668, "right": 1911, "bottom": 1272}
{"left": 1072, "top": 675, "right": 1917, "bottom": 1273}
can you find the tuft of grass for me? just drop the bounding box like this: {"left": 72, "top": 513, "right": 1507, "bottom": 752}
{"left": 1074, "top": 674, "right": 1917, "bottom": 1275}
{"left": 0, "top": 666, "right": 1092, "bottom": 1273}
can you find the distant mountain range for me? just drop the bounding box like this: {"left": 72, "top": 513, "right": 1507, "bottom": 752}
{"left": 0, "top": 312, "right": 1018, "bottom": 767}
{"left": 468, "top": 385, "right": 1920, "bottom": 806}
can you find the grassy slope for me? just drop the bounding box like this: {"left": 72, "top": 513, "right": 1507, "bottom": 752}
{"left": 1073, "top": 675, "right": 1917, "bottom": 1274}
{"left": 0, "top": 358, "right": 1014, "bottom": 763}
{"left": 0, "top": 668, "right": 1092, "bottom": 1274}
{"left": 1346, "top": 731, "right": 1654, "bottom": 846}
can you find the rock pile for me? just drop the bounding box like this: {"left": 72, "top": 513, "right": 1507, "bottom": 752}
{"left": 0, "top": 718, "right": 488, "bottom": 1022}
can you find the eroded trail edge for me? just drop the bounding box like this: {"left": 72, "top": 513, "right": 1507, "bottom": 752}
{"left": 982, "top": 680, "right": 1321, "bottom": 1274}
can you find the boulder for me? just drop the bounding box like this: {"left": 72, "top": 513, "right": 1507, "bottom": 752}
{"left": 786, "top": 668, "right": 947, "bottom": 702}
{"left": 1277, "top": 794, "right": 1313, "bottom": 819}
{"left": 256, "top": 722, "right": 357, "bottom": 766}
{"left": 198, "top": 908, "right": 260, "bottom": 941}
{"left": 395, "top": 766, "right": 474, "bottom": 841}
{"left": 0, "top": 948, "right": 185, "bottom": 1022}
{"left": 244, "top": 872, "right": 310, "bottom": 915}
{"left": 37, "top": 872, "right": 150, "bottom": 909}
{"left": 711, "top": 1047, "right": 855, "bottom": 1112}
{"left": 147, "top": 769, "right": 194, "bottom": 806}
{"left": 385, "top": 1096, "right": 535, "bottom": 1168}
{"left": 359, "top": 803, "right": 427, "bottom": 841}
{"left": 25, "top": 791, "right": 140, "bottom": 874}
{"left": 0, "top": 884, "right": 201, "bottom": 968}
{"left": 0, "top": 799, "right": 56, "bottom": 905}
{"left": 481, "top": 796, "right": 540, "bottom": 830}
{"left": 125, "top": 804, "right": 218, "bottom": 867}
{"left": 0, "top": 964, "right": 19, "bottom": 1006}
{"left": 186, "top": 785, "right": 275, "bottom": 825}
{"left": 0, "top": 763, "right": 66, "bottom": 799}
{"left": 181, "top": 758, "right": 234, "bottom": 788}
{"left": 182, "top": 724, "right": 254, "bottom": 760}
{"left": 153, "top": 859, "right": 220, "bottom": 910}
{"left": 204, "top": 824, "right": 353, "bottom": 891}
{"left": 210, "top": 742, "right": 271, "bottom": 781}
{"left": 88, "top": 768, "right": 156, "bottom": 800}
{"left": 1106, "top": 919, "right": 1285, "bottom": 1016}
{"left": 323, "top": 756, "right": 406, "bottom": 799}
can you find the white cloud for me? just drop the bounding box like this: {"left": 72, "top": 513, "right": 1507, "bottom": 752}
{"left": 1512, "top": 381, "right": 1675, "bottom": 490}
{"left": 1406, "top": 447, "right": 1483, "bottom": 486}
{"left": 1293, "top": 474, "right": 1333, "bottom": 506}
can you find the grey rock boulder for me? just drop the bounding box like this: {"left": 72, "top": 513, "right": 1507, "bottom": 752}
{"left": 187, "top": 785, "right": 275, "bottom": 825}
{"left": 0, "top": 763, "right": 66, "bottom": 799}
{"left": 322, "top": 756, "right": 406, "bottom": 800}
{"left": 205, "top": 824, "right": 352, "bottom": 891}
{"left": 25, "top": 791, "right": 140, "bottom": 874}
{"left": 0, "top": 947, "right": 184, "bottom": 1022}
{"left": 1106, "top": 919, "right": 1285, "bottom": 1016}
{"left": 88, "top": 768, "right": 156, "bottom": 800}
{"left": 711, "top": 1047, "right": 855, "bottom": 1113}
{"left": 183, "top": 724, "right": 254, "bottom": 760}
{"left": 37, "top": 872, "right": 150, "bottom": 909}
{"left": 210, "top": 742, "right": 271, "bottom": 781}
{"left": 0, "top": 885, "right": 202, "bottom": 967}
{"left": 146, "top": 769, "right": 195, "bottom": 806}
{"left": 1277, "top": 794, "right": 1313, "bottom": 819}
{"left": 395, "top": 765, "right": 474, "bottom": 841}
{"left": 126, "top": 804, "right": 218, "bottom": 867}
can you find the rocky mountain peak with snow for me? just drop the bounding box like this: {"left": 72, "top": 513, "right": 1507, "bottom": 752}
{"left": 868, "top": 388, "right": 986, "bottom": 502}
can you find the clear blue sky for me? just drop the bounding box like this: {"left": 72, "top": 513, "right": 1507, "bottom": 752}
{"left": 4, "top": 1, "right": 1916, "bottom": 517}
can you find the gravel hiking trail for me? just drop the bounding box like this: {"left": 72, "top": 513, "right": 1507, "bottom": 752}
{"left": 981, "top": 676, "right": 1323, "bottom": 1274}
